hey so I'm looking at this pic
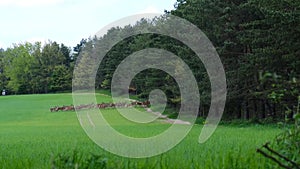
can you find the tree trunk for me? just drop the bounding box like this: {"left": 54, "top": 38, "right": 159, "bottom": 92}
{"left": 261, "top": 99, "right": 266, "bottom": 119}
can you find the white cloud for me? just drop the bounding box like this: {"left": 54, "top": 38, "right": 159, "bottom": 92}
{"left": 0, "top": 0, "right": 64, "bottom": 7}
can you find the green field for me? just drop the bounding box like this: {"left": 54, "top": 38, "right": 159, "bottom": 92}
{"left": 0, "top": 93, "right": 283, "bottom": 169}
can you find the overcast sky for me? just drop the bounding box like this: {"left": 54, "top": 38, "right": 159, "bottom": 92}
{"left": 0, "top": 0, "right": 175, "bottom": 49}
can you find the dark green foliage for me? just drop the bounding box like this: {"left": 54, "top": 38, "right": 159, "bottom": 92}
{"left": 49, "top": 65, "right": 72, "bottom": 92}
{"left": 170, "top": 0, "right": 300, "bottom": 121}
{"left": 87, "top": 0, "right": 299, "bottom": 122}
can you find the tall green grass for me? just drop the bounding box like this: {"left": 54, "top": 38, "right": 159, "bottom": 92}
{"left": 0, "top": 93, "right": 282, "bottom": 168}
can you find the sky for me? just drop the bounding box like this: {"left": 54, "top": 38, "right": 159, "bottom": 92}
{"left": 0, "top": 0, "right": 175, "bottom": 49}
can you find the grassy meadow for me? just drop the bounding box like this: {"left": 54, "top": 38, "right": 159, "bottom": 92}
{"left": 0, "top": 93, "right": 283, "bottom": 169}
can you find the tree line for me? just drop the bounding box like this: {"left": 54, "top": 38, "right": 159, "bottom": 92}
{"left": 1, "top": 0, "right": 299, "bottom": 121}
{"left": 0, "top": 42, "right": 74, "bottom": 94}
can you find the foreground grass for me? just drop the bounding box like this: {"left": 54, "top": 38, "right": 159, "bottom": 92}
{"left": 0, "top": 93, "right": 282, "bottom": 168}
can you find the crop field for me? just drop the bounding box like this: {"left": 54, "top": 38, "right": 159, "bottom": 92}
{"left": 0, "top": 93, "right": 283, "bottom": 169}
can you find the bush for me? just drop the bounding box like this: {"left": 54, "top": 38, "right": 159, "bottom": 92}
{"left": 51, "top": 150, "right": 108, "bottom": 169}
{"left": 257, "top": 97, "right": 300, "bottom": 169}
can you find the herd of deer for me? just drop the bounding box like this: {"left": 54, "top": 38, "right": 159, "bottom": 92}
{"left": 50, "top": 100, "right": 150, "bottom": 112}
